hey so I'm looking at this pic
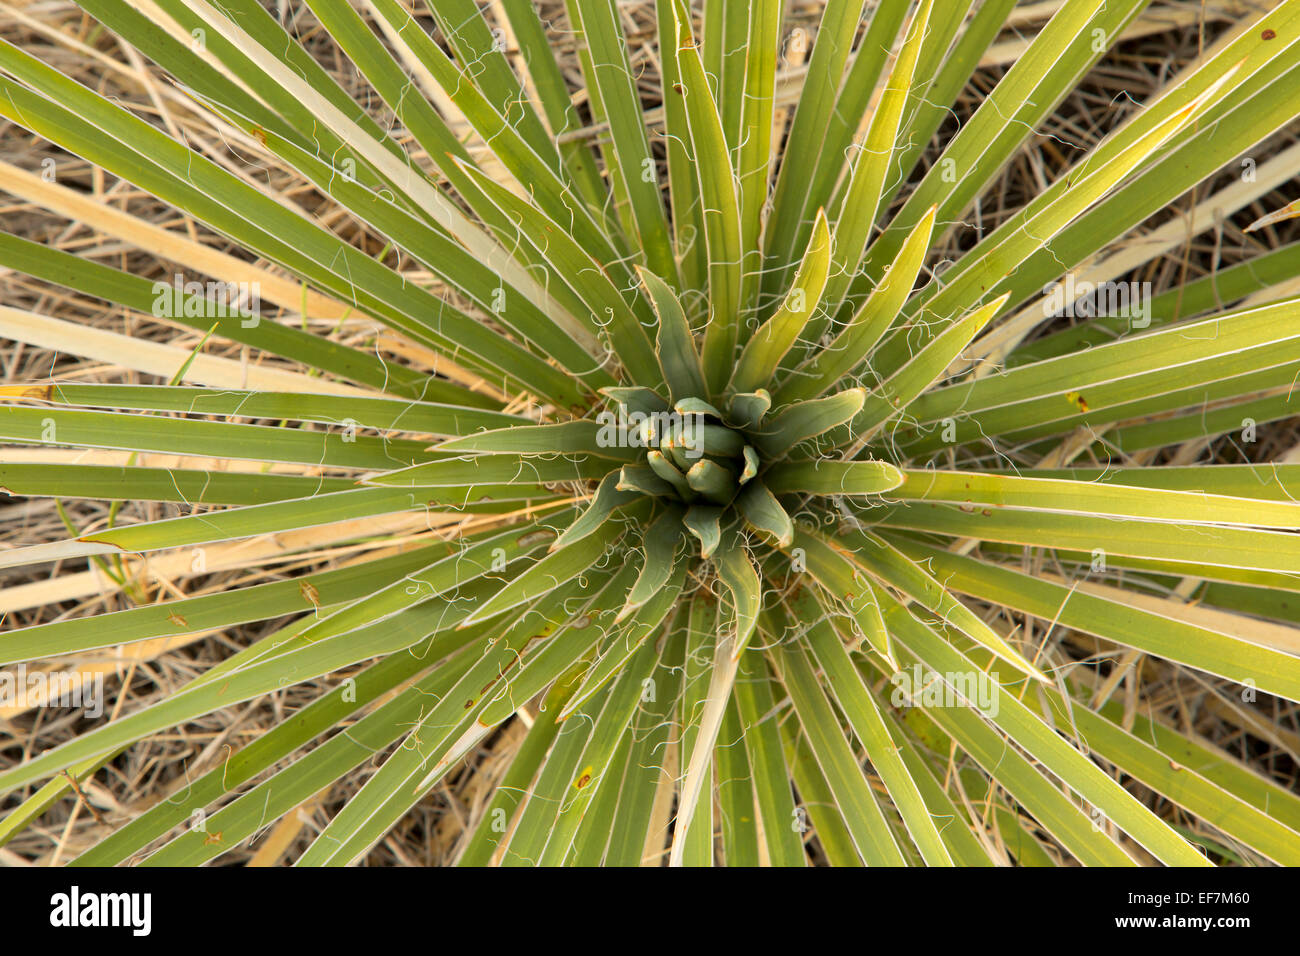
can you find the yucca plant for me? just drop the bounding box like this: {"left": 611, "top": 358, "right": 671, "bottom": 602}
{"left": 1, "top": 0, "right": 1299, "bottom": 867}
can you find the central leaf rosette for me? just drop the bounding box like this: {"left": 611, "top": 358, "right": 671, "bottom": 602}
{"left": 590, "top": 381, "right": 870, "bottom": 562}
{"left": 395, "top": 0, "right": 1030, "bottom": 694}
{"left": 601, "top": 399, "right": 755, "bottom": 505}
{"left": 424, "top": 205, "right": 957, "bottom": 663}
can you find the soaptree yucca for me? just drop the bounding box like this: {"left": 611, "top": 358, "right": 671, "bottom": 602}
{"left": 1, "top": 0, "right": 1299, "bottom": 866}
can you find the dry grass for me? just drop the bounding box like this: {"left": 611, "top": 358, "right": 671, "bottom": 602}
{"left": 1, "top": 0, "right": 1298, "bottom": 866}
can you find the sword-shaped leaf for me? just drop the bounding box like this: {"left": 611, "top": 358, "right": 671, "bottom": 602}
{"left": 834, "top": 526, "right": 1049, "bottom": 682}
{"left": 618, "top": 506, "right": 687, "bottom": 622}
{"left": 730, "top": 209, "right": 833, "bottom": 394}
{"left": 714, "top": 527, "right": 762, "bottom": 657}
{"left": 683, "top": 505, "right": 725, "bottom": 559}
{"left": 687, "top": 459, "right": 740, "bottom": 505}
{"left": 727, "top": 389, "right": 772, "bottom": 429}
{"left": 777, "top": 206, "right": 936, "bottom": 404}
{"left": 750, "top": 388, "right": 866, "bottom": 458}
{"left": 558, "top": 557, "right": 688, "bottom": 719}
{"left": 764, "top": 459, "right": 904, "bottom": 496}
{"left": 645, "top": 451, "right": 694, "bottom": 500}
{"left": 432, "top": 420, "right": 639, "bottom": 461}
{"left": 549, "top": 471, "right": 644, "bottom": 552}
{"left": 816, "top": 0, "right": 934, "bottom": 325}
{"left": 619, "top": 462, "right": 679, "bottom": 499}
{"left": 460, "top": 502, "right": 649, "bottom": 627}
{"left": 735, "top": 480, "right": 794, "bottom": 549}
{"left": 669, "top": 0, "right": 743, "bottom": 394}
{"left": 790, "top": 525, "right": 894, "bottom": 668}
{"left": 642, "top": 267, "right": 710, "bottom": 401}
{"left": 848, "top": 293, "right": 1010, "bottom": 451}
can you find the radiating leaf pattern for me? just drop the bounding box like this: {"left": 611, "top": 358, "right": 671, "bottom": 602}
{"left": 1, "top": 0, "right": 1299, "bottom": 867}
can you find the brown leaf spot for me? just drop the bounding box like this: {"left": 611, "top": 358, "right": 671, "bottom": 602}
{"left": 1262, "top": 28, "right": 1276, "bottom": 40}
